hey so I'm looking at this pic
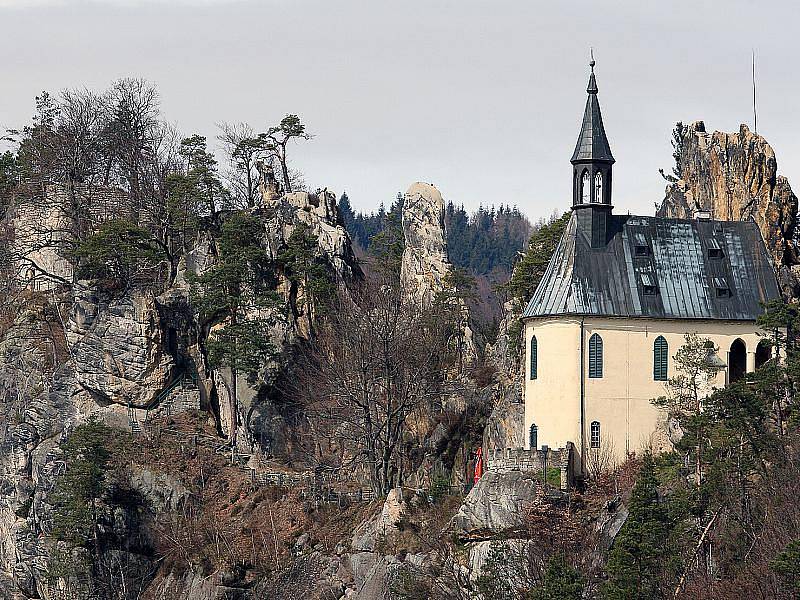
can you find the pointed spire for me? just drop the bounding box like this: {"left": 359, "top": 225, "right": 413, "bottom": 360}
{"left": 571, "top": 56, "right": 614, "bottom": 164}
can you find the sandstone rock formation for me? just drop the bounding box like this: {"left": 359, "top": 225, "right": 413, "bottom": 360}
{"left": 400, "top": 182, "right": 477, "bottom": 368}
{"left": 483, "top": 382, "right": 524, "bottom": 451}
{"left": 67, "top": 287, "right": 176, "bottom": 408}
{"left": 450, "top": 470, "right": 543, "bottom": 537}
{"left": 658, "top": 122, "right": 800, "bottom": 296}
{"left": 401, "top": 182, "right": 452, "bottom": 308}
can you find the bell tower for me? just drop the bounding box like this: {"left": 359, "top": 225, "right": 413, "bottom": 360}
{"left": 571, "top": 58, "right": 615, "bottom": 248}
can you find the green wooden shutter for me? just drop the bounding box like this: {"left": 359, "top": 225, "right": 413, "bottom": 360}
{"left": 530, "top": 336, "right": 538, "bottom": 380}
{"left": 654, "top": 336, "right": 668, "bottom": 381}
{"left": 588, "top": 334, "right": 603, "bottom": 378}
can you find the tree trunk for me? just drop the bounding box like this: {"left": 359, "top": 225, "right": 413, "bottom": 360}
{"left": 280, "top": 144, "right": 291, "bottom": 193}
{"left": 230, "top": 367, "right": 238, "bottom": 448}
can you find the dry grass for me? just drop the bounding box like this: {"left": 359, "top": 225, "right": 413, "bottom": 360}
{"left": 107, "top": 412, "right": 382, "bottom": 592}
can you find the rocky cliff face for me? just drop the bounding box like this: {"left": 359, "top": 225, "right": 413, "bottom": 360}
{"left": 658, "top": 121, "right": 800, "bottom": 296}
{"left": 0, "top": 174, "right": 366, "bottom": 597}
{"left": 67, "top": 288, "right": 176, "bottom": 408}
{"left": 260, "top": 188, "right": 361, "bottom": 340}
{"left": 400, "top": 182, "right": 477, "bottom": 369}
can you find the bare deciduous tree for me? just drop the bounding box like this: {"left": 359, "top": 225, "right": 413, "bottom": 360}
{"left": 585, "top": 437, "right": 618, "bottom": 481}
{"left": 296, "top": 281, "right": 456, "bottom": 496}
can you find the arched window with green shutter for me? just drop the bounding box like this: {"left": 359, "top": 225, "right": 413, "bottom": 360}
{"left": 529, "top": 336, "right": 538, "bottom": 380}
{"left": 654, "top": 336, "right": 668, "bottom": 381}
{"left": 590, "top": 421, "right": 601, "bottom": 448}
{"left": 588, "top": 333, "right": 603, "bottom": 378}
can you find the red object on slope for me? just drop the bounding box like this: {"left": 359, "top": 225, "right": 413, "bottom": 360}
{"left": 473, "top": 447, "right": 484, "bottom": 483}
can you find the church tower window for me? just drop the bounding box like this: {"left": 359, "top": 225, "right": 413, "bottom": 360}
{"left": 588, "top": 333, "right": 603, "bottom": 378}
{"left": 594, "top": 172, "right": 603, "bottom": 203}
{"left": 581, "top": 171, "right": 590, "bottom": 203}
{"left": 529, "top": 424, "right": 538, "bottom": 449}
{"left": 530, "top": 336, "right": 538, "bottom": 380}
{"left": 654, "top": 336, "right": 668, "bottom": 381}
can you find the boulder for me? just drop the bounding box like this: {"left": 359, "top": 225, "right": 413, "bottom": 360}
{"left": 467, "top": 538, "right": 529, "bottom": 582}
{"left": 129, "top": 467, "right": 190, "bottom": 513}
{"left": 449, "top": 470, "right": 542, "bottom": 537}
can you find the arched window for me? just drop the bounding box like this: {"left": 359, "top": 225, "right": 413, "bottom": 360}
{"left": 529, "top": 336, "right": 538, "bottom": 380}
{"left": 729, "top": 338, "right": 746, "bottom": 383}
{"left": 529, "top": 424, "right": 538, "bottom": 449}
{"left": 588, "top": 333, "right": 603, "bottom": 378}
{"left": 755, "top": 339, "right": 772, "bottom": 370}
{"left": 581, "top": 170, "right": 590, "bottom": 203}
{"left": 594, "top": 172, "right": 603, "bottom": 203}
{"left": 653, "top": 336, "right": 668, "bottom": 381}
{"left": 590, "top": 421, "right": 601, "bottom": 448}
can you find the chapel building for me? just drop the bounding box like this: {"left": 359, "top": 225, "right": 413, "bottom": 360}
{"left": 522, "top": 61, "right": 781, "bottom": 468}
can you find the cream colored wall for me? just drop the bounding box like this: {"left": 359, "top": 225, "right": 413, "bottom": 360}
{"left": 523, "top": 316, "right": 770, "bottom": 468}
{"left": 523, "top": 318, "right": 582, "bottom": 453}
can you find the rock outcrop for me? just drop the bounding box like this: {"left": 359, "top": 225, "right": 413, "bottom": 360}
{"left": 450, "top": 470, "right": 543, "bottom": 537}
{"left": 10, "top": 184, "right": 133, "bottom": 291}
{"left": 259, "top": 188, "right": 361, "bottom": 340}
{"left": 400, "top": 182, "right": 477, "bottom": 368}
{"left": 483, "top": 382, "right": 524, "bottom": 451}
{"left": 67, "top": 287, "right": 176, "bottom": 408}
{"left": 658, "top": 122, "right": 800, "bottom": 296}
{"left": 400, "top": 183, "right": 452, "bottom": 308}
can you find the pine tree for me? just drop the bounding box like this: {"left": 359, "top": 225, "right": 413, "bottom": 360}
{"left": 604, "top": 454, "right": 673, "bottom": 599}
{"left": 503, "top": 212, "right": 570, "bottom": 303}
{"left": 277, "top": 222, "right": 336, "bottom": 323}
{"left": 771, "top": 540, "right": 800, "bottom": 595}
{"left": 338, "top": 192, "right": 355, "bottom": 232}
{"left": 48, "top": 418, "right": 112, "bottom": 557}
{"left": 70, "top": 219, "right": 166, "bottom": 292}
{"left": 529, "top": 554, "right": 585, "bottom": 600}
{"left": 189, "top": 212, "right": 279, "bottom": 445}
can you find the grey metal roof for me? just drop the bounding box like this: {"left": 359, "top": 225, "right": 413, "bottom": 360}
{"left": 570, "top": 69, "right": 615, "bottom": 164}
{"left": 523, "top": 212, "right": 781, "bottom": 321}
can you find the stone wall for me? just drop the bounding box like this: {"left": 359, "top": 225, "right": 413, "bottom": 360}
{"left": 485, "top": 443, "right": 575, "bottom": 490}
{"left": 11, "top": 183, "right": 131, "bottom": 290}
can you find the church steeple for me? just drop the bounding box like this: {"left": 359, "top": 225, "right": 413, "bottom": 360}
{"left": 571, "top": 58, "right": 614, "bottom": 247}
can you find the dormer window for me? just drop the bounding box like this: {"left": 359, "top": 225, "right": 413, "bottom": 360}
{"left": 641, "top": 273, "right": 659, "bottom": 296}
{"left": 714, "top": 277, "right": 732, "bottom": 298}
{"left": 594, "top": 172, "right": 603, "bottom": 203}
{"left": 708, "top": 238, "right": 724, "bottom": 259}
{"left": 581, "top": 171, "right": 590, "bottom": 203}
{"left": 633, "top": 232, "right": 650, "bottom": 256}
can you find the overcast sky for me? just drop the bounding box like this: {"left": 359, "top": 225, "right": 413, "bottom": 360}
{"left": 0, "top": 0, "right": 798, "bottom": 221}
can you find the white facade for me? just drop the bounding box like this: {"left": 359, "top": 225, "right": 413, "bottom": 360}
{"left": 523, "top": 315, "right": 772, "bottom": 467}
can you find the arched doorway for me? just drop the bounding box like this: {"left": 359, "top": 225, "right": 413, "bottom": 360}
{"left": 755, "top": 339, "right": 772, "bottom": 370}
{"left": 529, "top": 424, "right": 538, "bottom": 450}
{"left": 729, "top": 339, "right": 746, "bottom": 384}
